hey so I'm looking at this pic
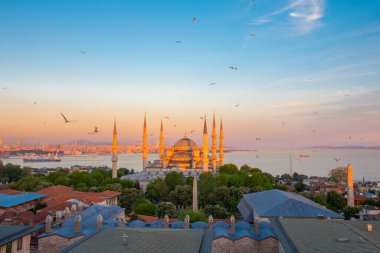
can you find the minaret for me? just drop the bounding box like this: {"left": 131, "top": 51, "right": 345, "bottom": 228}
{"left": 142, "top": 114, "right": 148, "bottom": 171}
{"left": 212, "top": 113, "right": 217, "bottom": 174}
{"left": 347, "top": 163, "right": 354, "bottom": 206}
{"left": 219, "top": 118, "right": 224, "bottom": 166}
{"left": 192, "top": 177, "right": 198, "bottom": 212}
{"left": 202, "top": 117, "right": 209, "bottom": 172}
{"left": 159, "top": 118, "right": 164, "bottom": 161}
{"left": 111, "top": 118, "right": 118, "bottom": 179}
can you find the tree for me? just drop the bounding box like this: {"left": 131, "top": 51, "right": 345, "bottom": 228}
{"left": 204, "top": 205, "right": 229, "bottom": 219}
{"left": 329, "top": 167, "right": 347, "bottom": 184}
{"left": 103, "top": 183, "right": 123, "bottom": 192}
{"left": 164, "top": 171, "right": 185, "bottom": 191}
{"left": 313, "top": 194, "right": 328, "bottom": 207}
{"left": 343, "top": 206, "right": 359, "bottom": 220}
{"left": 157, "top": 202, "right": 176, "bottom": 218}
{"left": 119, "top": 188, "right": 144, "bottom": 211}
{"left": 178, "top": 210, "right": 207, "bottom": 222}
{"left": 198, "top": 172, "right": 216, "bottom": 207}
{"left": 146, "top": 178, "right": 169, "bottom": 202}
{"left": 133, "top": 200, "right": 157, "bottom": 216}
{"left": 219, "top": 164, "right": 239, "bottom": 175}
{"left": 168, "top": 185, "right": 192, "bottom": 209}
{"left": 361, "top": 198, "right": 376, "bottom": 206}
{"left": 213, "top": 186, "right": 232, "bottom": 209}
{"left": 327, "top": 191, "right": 346, "bottom": 211}
{"left": 294, "top": 181, "right": 306, "bottom": 192}
{"left": 240, "top": 165, "right": 262, "bottom": 175}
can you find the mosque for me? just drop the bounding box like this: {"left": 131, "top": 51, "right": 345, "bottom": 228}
{"left": 110, "top": 114, "right": 224, "bottom": 178}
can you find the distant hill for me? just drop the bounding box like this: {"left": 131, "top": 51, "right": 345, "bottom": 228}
{"left": 311, "top": 146, "right": 380, "bottom": 150}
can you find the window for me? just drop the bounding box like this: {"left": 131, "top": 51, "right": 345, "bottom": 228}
{"left": 17, "top": 238, "right": 23, "bottom": 250}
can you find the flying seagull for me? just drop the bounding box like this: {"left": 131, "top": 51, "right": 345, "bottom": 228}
{"left": 34, "top": 101, "right": 37, "bottom": 104}
{"left": 250, "top": 33, "right": 256, "bottom": 37}
{"left": 229, "top": 66, "right": 238, "bottom": 71}
{"left": 334, "top": 158, "right": 341, "bottom": 162}
{"left": 256, "top": 138, "right": 261, "bottom": 142}
{"left": 176, "top": 40, "right": 182, "bottom": 44}
{"left": 164, "top": 116, "right": 170, "bottom": 120}
{"left": 200, "top": 116, "right": 204, "bottom": 120}
{"left": 94, "top": 126, "right": 99, "bottom": 133}
{"left": 149, "top": 133, "right": 154, "bottom": 136}
{"left": 60, "top": 113, "right": 77, "bottom": 123}
{"left": 235, "top": 103, "right": 240, "bottom": 107}
{"left": 192, "top": 17, "right": 197, "bottom": 23}
{"left": 80, "top": 51, "right": 85, "bottom": 54}
{"left": 2, "top": 87, "right": 7, "bottom": 90}
{"left": 190, "top": 130, "right": 195, "bottom": 134}
{"left": 312, "top": 130, "right": 316, "bottom": 134}
{"left": 173, "top": 124, "right": 177, "bottom": 127}
{"left": 209, "top": 82, "right": 216, "bottom": 86}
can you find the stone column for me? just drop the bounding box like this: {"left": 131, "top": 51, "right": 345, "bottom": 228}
{"left": 45, "top": 215, "right": 52, "bottom": 233}
{"left": 75, "top": 215, "right": 81, "bottom": 234}
{"left": 192, "top": 178, "right": 198, "bottom": 212}
{"left": 208, "top": 215, "right": 213, "bottom": 230}
{"left": 184, "top": 215, "right": 190, "bottom": 229}
{"left": 347, "top": 163, "right": 355, "bottom": 206}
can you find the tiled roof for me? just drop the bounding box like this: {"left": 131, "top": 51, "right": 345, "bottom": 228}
{"left": 238, "top": 189, "right": 343, "bottom": 220}
{"left": 0, "top": 189, "right": 22, "bottom": 195}
{"left": 0, "top": 193, "right": 46, "bottom": 207}
{"left": 0, "top": 225, "right": 39, "bottom": 246}
{"left": 273, "top": 218, "right": 380, "bottom": 253}
{"left": 60, "top": 228, "right": 212, "bottom": 253}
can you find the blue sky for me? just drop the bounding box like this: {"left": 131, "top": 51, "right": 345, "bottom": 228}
{"left": 0, "top": 0, "right": 380, "bottom": 148}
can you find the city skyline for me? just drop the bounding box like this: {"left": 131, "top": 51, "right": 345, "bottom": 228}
{"left": 1, "top": 0, "right": 380, "bottom": 148}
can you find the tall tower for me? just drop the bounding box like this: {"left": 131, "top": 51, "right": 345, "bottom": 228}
{"left": 347, "top": 163, "right": 354, "bottom": 206}
{"left": 192, "top": 177, "right": 198, "bottom": 212}
{"left": 142, "top": 114, "right": 148, "bottom": 171}
{"left": 212, "top": 113, "right": 217, "bottom": 174}
{"left": 219, "top": 118, "right": 224, "bottom": 166}
{"left": 159, "top": 118, "right": 164, "bottom": 161}
{"left": 111, "top": 118, "right": 118, "bottom": 179}
{"left": 202, "top": 117, "right": 209, "bottom": 172}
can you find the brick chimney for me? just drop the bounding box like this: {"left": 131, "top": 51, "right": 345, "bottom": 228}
{"left": 230, "top": 215, "right": 235, "bottom": 234}
{"left": 96, "top": 215, "right": 103, "bottom": 229}
{"left": 64, "top": 207, "right": 71, "bottom": 220}
{"left": 164, "top": 215, "right": 169, "bottom": 228}
{"left": 118, "top": 217, "right": 125, "bottom": 228}
{"left": 56, "top": 211, "right": 62, "bottom": 225}
{"left": 78, "top": 202, "right": 83, "bottom": 212}
{"left": 122, "top": 233, "right": 128, "bottom": 245}
{"left": 45, "top": 215, "right": 53, "bottom": 233}
{"left": 208, "top": 215, "right": 213, "bottom": 230}
{"left": 75, "top": 215, "right": 81, "bottom": 234}
{"left": 71, "top": 204, "right": 77, "bottom": 215}
{"left": 184, "top": 214, "right": 190, "bottom": 229}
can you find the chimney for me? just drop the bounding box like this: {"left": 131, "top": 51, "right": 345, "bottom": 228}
{"left": 75, "top": 215, "right": 81, "bottom": 233}
{"left": 64, "top": 207, "right": 71, "bottom": 220}
{"left": 208, "top": 215, "right": 213, "bottom": 230}
{"left": 253, "top": 210, "right": 260, "bottom": 236}
{"left": 56, "top": 211, "right": 62, "bottom": 225}
{"left": 71, "top": 204, "right": 77, "bottom": 215}
{"left": 45, "top": 215, "right": 53, "bottom": 233}
{"left": 122, "top": 233, "right": 128, "bottom": 245}
{"left": 96, "top": 215, "right": 103, "bottom": 229}
{"left": 347, "top": 163, "right": 355, "bottom": 206}
{"left": 184, "top": 214, "right": 190, "bottom": 229}
{"left": 230, "top": 215, "right": 235, "bottom": 234}
{"left": 78, "top": 202, "right": 83, "bottom": 212}
{"left": 118, "top": 217, "right": 125, "bottom": 228}
{"left": 164, "top": 215, "right": 169, "bottom": 228}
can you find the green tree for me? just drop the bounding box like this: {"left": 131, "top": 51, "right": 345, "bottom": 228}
{"left": 168, "top": 185, "right": 192, "bottom": 208}
{"left": 178, "top": 210, "right": 207, "bottom": 222}
{"left": 329, "top": 167, "right": 347, "bottom": 184}
{"left": 327, "top": 191, "right": 346, "bottom": 211}
{"left": 343, "top": 206, "right": 359, "bottom": 220}
{"left": 164, "top": 171, "right": 185, "bottom": 191}
{"left": 213, "top": 186, "right": 232, "bottom": 209}
{"left": 216, "top": 173, "right": 229, "bottom": 187}
{"left": 146, "top": 178, "right": 169, "bottom": 202}
{"left": 361, "top": 198, "right": 376, "bottom": 206}
{"left": 204, "top": 205, "right": 229, "bottom": 219}
{"left": 157, "top": 202, "right": 176, "bottom": 218}
{"left": 198, "top": 172, "right": 216, "bottom": 207}
{"left": 219, "top": 164, "right": 239, "bottom": 175}
{"left": 103, "top": 183, "right": 123, "bottom": 192}
{"left": 119, "top": 188, "right": 144, "bottom": 211}
{"left": 133, "top": 200, "right": 157, "bottom": 216}
{"left": 294, "top": 181, "right": 306, "bottom": 192}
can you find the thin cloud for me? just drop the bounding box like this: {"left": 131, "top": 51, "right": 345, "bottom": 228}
{"left": 271, "top": 101, "right": 325, "bottom": 109}
{"left": 251, "top": 0, "right": 325, "bottom": 34}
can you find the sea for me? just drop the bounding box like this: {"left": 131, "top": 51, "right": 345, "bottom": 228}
{"left": 2, "top": 149, "right": 379, "bottom": 181}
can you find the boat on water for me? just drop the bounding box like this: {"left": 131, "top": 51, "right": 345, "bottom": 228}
{"left": 299, "top": 154, "right": 311, "bottom": 158}
{"left": 23, "top": 156, "right": 61, "bottom": 162}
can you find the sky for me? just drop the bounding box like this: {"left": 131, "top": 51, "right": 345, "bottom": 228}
{"left": 0, "top": 0, "right": 380, "bottom": 148}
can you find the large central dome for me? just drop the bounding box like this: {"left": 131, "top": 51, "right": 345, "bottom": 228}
{"left": 173, "top": 137, "right": 198, "bottom": 151}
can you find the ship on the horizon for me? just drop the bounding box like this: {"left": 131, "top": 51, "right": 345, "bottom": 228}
{"left": 23, "top": 150, "right": 61, "bottom": 163}
{"left": 299, "top": 154, "right": 311, "bottom": 158}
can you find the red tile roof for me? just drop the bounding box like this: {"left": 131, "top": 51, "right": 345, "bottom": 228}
{"left": 0, "top": 189, "right": 22, "bottom": 195}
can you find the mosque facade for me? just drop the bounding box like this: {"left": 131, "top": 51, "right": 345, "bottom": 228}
{"left": 143, "top": 114, "right": 224, "bottom": 173}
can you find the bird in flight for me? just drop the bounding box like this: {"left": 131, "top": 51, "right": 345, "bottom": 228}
{"left": 349, "top": 136, "right": 352, "bottom": 140}
{"left": 256, "top": 138, "right": 261, "bottom": 142}
{"left": 61, "top": 113, "right": 77, "bottom": 123}
{"left": 190, "top": 130, "right": 195, "bottom": 134}
{"left": 229, "top": 66, "right": 238, "bottom": 71}
{"left": 149, "top": 133, "right": 154, "bottom": 136}
{"left": 313, "top": 111, "right": 318, "bottom": 115}
{"left": 199, "top": 116, "right": 204, "bottom": 120}
{"left": 176, "top": 40, "right": 182, "bottom": 44}
{"left": 2, "top": 87, "right": 7, "bottom": 90}
{"left": 192, "top": 17, "right": 197, "bottom": 23}
{"left": 312, "top": 130, "right": 316, "bottom": 134}
{"left": 235, "top": 103, "right": 240, "bottom": 107}
{"left": 34, "top": 101, "right": 37, "bottom": 105}
{"left": 88, "top": 126, "right": 99, "bottom": 135}
{"left": 209, "top": 82, "right": 216, "bottom": 86}
{"left": 334, "top": 158, "right": 341, "bottom": 162}
{"left": 250, "top": 33, "right": 256, "bottom": 37}
{"left": 80, "top": 50, "right": 85, "bottom": 54}
{"left": 173, "top": 124, "right": 177, "bottom": 127}
{"left": 164, "top": 116, "right": 170, "bottom": 120}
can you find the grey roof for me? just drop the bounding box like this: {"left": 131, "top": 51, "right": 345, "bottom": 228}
{"left": 0, "top": 225, "right": 39, "bottom": 246}
{"left": 60, "top": 228, "right": 212, "bottom": 253}
{"left": 238, "top": 189, "right": 342, "bottom": 220}
{"left": 273, "top": 218, "right": 380, "bottom": 253}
